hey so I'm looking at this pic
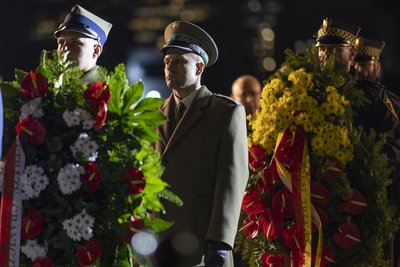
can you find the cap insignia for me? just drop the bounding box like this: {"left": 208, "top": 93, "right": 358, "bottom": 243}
{"left": 323, "top": 18, "right": 332, "bottom": 31}
{"left": 172, "top": 21, "right": 179, "bottom": 34}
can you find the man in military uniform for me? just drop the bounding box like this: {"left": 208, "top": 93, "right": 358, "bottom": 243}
{"left": 151, "top": 21, "right": 248, "bottom": 267}
{"left": 353, "top": 36, "right": 400, "bottom": 118}
{"left": 353, "top": 36, "right": 385, "bottom": 83}
{"left": 54, "top": 5, "right": 112, "bottom": 84}
{"left": 315, "top": 18, "right": 400, "bottom": 267}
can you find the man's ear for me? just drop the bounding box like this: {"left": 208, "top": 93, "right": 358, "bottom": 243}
{"left": 93, "top": 44, "right": 103, "bottom": 58}
{"left": 376, "top": 61, "right": 382, "bottom": 74}
{"left": 196, "top": 62, "right": 204, "bottom": 75}
{"left": 349, "top": 47, "right": 357, "bottom": 61}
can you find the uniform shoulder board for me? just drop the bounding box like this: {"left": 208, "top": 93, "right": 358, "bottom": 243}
{"left": 213, "top": 93, "right": 241, "bottom": 105}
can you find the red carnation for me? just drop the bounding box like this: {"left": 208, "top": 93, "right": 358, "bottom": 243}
{"left": 240, "top": 214, "right": 260, "bottom": 239}
{"left": 242, "top": 189, "right": 266, "bottom": 215}
{"left": 80, "top": 163, "right": 101, "bottom": 193}
{"left": 83, "top": 82, "right": 111, "bottom": 109}
{"left": 118, "top": 216, "right": 145, "bottom": 244}
{"left": 22, "top": 71, "right": 48, "bottom": 100}
{"left": 16, "top": 118, "right": 47, "bottom": 146}
{"left": 32, "top": 257, "right": 53, "bottom": 267}
{"left": 340, "top": 188, "right": 367, "bottom": 215}
{"left": 21, "top": 209, "right": 43, "bottom": 239}
{"left": 312, "top": 245, "right": 335, "bottom": 267}
{"left": 316, "top": 156, "right": 343, "bottom": 181}
{"left": 248, "top": 144, "right": 266, "bottom": 172}
{"left": 333, "top": 222, "right": 361, "bottom": 248}
{"left": 260, "top": 209, "right": 284, "bottom": 241}
{"left": 271, "top": 189, "right": 294, "bottom": 219}
{"left": 310, "top": 181, "right": 330, "bottom": 207}
{"left": 77, "top": 239, "right": 101, "bottom": 266}
{"left": 121, "top": 168, "right": 146, "bottom": 195}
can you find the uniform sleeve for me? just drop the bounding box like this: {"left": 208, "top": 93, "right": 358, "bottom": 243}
{"left": 205, "top": 103, "right": 249, "bottom": 248}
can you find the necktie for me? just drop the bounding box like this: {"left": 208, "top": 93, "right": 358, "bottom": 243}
{"left": 175, "top": 102, "right": 186, "bottom": 126}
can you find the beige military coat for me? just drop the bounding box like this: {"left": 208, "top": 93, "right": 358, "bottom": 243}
{"left": 152, "top": 86, "right": 248, "bottom": 266}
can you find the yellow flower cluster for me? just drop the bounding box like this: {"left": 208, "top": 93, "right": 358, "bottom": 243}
{"left": 249, "top": 68, "right": 353, "bottom": 165}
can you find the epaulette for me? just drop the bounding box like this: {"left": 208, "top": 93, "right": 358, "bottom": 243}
{"left": 213, "top": 93, "right": 241, "bottom": 105}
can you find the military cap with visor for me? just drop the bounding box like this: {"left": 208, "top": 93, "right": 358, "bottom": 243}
{"left": 353, "top": 37, "right": 385, "bottom": 63}
{"left": 160, "top": 21, "right": 218, "bottom": 67}
{"left": 54, "top": 5, "right": 112, "bottom": 47}
{"left": 314, "top": 17, "right": 361, "bottom": 47}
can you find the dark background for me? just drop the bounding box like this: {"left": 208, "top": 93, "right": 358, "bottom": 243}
{"left": 1, "top": 0, "right": 399, "bottom": 98}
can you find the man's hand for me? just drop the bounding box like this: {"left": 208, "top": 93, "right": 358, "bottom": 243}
{"left": 204, "top": 240, "right": 230, "bottom": 267}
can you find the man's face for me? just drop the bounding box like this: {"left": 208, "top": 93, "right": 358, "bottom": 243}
{"left": 354, "top": 61, "right": 380, "bottom": 82}
{"left": 231, "top": 79, "right": 261, "bottom": 118}
{"left": 318, "top": 44, "right": 355, "bottom": 75}
{"left": 164, "top": 48, "right": 200, "bottom": 91}
{"left": 57, "top": 31, "right": 99, "bottom": 72}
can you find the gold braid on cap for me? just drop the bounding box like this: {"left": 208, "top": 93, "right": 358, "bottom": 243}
{"left": 357, "top": 37, "right": 385, "bottom": 59}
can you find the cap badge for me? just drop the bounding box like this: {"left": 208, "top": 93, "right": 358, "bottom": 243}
{"left": 323, "top": 17, "right": 332, "bottom": 31}
{"left": 356, "top": 37, "right": 363, "bottom": 47}
{"left": 172, "top": 22, "right": 180, "bottom": 34}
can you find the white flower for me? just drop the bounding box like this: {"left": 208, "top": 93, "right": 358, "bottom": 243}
{"left": 63, "top": 109, "right": 94, "bottom": 129}
{"left": 0, "top": 161, "right": 4, "bottom": 193}
{"left": 73, "top": 214, "right": 83, "bottom": 229}
{"left": 81, "top": 227, "right": 93, "bottom": 241}
{"left": 82, "top": 119, "right": 94, "bottom": 130}
{"left": 70, "top": 133, "right": 99, "bottom": 162}
{"left": 62, "top": 219, "right": 75, "bottom": 231}
{"left": 67, "top": 227, "right": 82, "bottom": 242}
{"left": 32, "top": 108, "right": 44, "bottom": 119}
{"left": 63, "top": 209, "right": 95, "bottom": 242}
{"left": 20, "top": 239, "right": 47, "bottom": 261}
{"left": 57, "top": 164, "right": 84, "bottom": 195}
{"left": 20, "top": 165, "right": 49, "bottom": 200}
{"left": 19, "top": 98, "right": 43, "bottom": 120}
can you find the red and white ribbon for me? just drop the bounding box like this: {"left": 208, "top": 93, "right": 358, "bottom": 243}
{"left": 0, "top": 137, "right": 25, "bottom": 267}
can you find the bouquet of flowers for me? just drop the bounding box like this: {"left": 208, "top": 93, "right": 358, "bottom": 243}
{"left": 0, "top": 51, "right": 181, "bottom": 267}
{"left": 235, "top": 48, "right": 397, "bottom": 267}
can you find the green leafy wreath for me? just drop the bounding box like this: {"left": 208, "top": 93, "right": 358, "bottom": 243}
{"left": 1, "top": 51, "right": 181, "bottom": 267}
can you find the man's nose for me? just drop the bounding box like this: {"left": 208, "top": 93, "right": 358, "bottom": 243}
{"left": 165, "top": 62, "right": 173, "bottom": 71}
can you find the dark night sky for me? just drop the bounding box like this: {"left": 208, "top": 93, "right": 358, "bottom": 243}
{"left": 1, "top": 0, "right": 400, "bottom": 97}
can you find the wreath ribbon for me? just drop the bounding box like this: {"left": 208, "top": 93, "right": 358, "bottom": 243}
{"left": 273, "top": 124, "right": 323, "bottom": 267}
{"left": 0, "top": 137, "right": 25, "bottom": 267}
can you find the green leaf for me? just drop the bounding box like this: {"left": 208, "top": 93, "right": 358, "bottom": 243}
{"left": 156, "top": 189, "right": 183, "bottom": 207}
{"left": 135, "top": 150, "right": 148, "bottom": 162}
{"left": 122, "top": 81, "right": 144, "bottom": 114}
{"left": 51, "top": 137, "right": 63, "bottom": 153}
{"left": 143, "top": 176, "right": 168, "bottom": 193}
{"left": 0, "top": 83, "right": 20, "bottom": 97}
{"left": 140, "top": 126, "right": 161, "bottom": 142}
{"left": 118, "top": 213, "right": 133, "bottom": 224}
{"left": 125, "top": 111, "right": 167, "bottom": 127}
{"left": 141, "top": 193, "right": 164, "bottom": 211}
{"left": 132, "top": 97, "right": 163, "bottom": 113}
{"left": 142, "top": 217, "right": 173, "bottom": 232}
{"left": 108, "top": 78, "right": 124, "bottom": 115}
{"left": 15, "top": 69, "right": 27, "bottom": 84}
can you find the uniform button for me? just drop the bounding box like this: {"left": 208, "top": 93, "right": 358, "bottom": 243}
{"left": 162, "top": 159, "right": 168, "bottom": 166}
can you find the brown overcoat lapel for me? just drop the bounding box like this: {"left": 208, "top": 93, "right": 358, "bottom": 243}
{"left": 156, "top": 86, "right": 213, "bottom": 156}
